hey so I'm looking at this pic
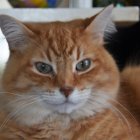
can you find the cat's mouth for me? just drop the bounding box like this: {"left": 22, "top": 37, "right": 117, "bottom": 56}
{"left": 40, "top": 95, "right": 85, "bottom": 114}
{"left": 45, "top": 100, "right": 80, "bottom": 114}
{"left": 41, "top": 96, "right": 79, "bottom": 106}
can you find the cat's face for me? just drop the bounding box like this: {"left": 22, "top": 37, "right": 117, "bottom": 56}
{"left": 0, "top": 5, "right": 119, "bottom": 126}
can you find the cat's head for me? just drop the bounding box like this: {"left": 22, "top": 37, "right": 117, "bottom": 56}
{"left": 0, "top": 5, "right": 119, "bottom": 126}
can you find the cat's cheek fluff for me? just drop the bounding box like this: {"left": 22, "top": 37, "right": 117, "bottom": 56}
{"left": 6, "top": 97, "right": 52, "bottom": 126}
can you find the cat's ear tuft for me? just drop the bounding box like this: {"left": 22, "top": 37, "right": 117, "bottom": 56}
{"left": 0, "top": 15, "right": 33, "bottom": 51}
{"left": 85, "top": 5, "right": 116, "bottom": 40}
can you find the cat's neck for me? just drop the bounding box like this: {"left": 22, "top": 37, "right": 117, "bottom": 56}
{"left": 0, "top": 110, "right": 110, "bottom": 135}
{"left": 0, "top": 109, "right": 110, "bottom": 130}
{"left": 1, "top": 109, "right": 138, "bottom": 140}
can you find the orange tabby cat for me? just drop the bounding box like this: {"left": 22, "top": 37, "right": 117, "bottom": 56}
{"left": 0, "top": 5, "right": 140, "bottom": 140}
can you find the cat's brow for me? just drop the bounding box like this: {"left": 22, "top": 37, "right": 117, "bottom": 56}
{"left": 46, "top": 48, "right": 52, "bottom": 62}
{"left": 49, "top": 45, "right": 60, "bottom": 56}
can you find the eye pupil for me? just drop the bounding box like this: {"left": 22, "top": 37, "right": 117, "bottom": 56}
{"left": 35, "top": 62, "right": 53, "bottom": 74}
{"left": 76, "top": 59, "right": 91, "bottom": 72}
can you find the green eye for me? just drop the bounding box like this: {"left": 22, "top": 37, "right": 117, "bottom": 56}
{"left": 76, "top": 59, "right": 91, "bottom": 72}
{"left": 35, "top": 62, "right": 53, "bottom": 74}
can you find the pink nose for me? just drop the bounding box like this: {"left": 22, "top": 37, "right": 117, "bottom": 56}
{"left": 60, "top": 87, "right": 73, "bottom": 97}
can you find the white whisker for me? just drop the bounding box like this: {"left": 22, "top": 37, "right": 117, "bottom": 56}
{"left": 97, "top": 93, "right": 138, "bottom": 124}
{"left": 0, "top": 96, "right": 41, "bottom": 131}
{"left": 0, "top": 91, "right": 23, "bottom": 97}
{"left": 111, "top": 105, "right": 135, "bottom": 140}
{"left": 91, "top": 94, "right": 135, "bottom": 140}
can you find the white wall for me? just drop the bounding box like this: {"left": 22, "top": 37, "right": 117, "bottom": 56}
{"left": 0, "top": 0, "right": 12, "bottom": 9}
{"left": 0, "top": 29, "right": 9, "bottom": 73}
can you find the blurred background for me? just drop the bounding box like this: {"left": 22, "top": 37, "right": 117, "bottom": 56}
{"left": 0, "top": 0, "right": 140, "bottom": 8}
{"left": 0, "top": 0, "right": 140, "bottom": 74}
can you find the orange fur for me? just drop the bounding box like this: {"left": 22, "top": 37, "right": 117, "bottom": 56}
{"left": 0, "top": 5, "right": 140, "bottom": 139}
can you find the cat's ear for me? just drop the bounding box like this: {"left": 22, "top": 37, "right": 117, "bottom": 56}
{"left": 0, "top": 15, "right": 33, "bottom": 51}
{"left": 85, "top": 5, "right": 116, "bottom": 39}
